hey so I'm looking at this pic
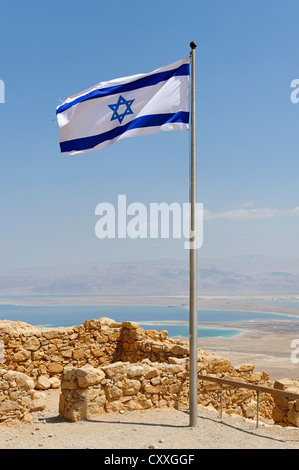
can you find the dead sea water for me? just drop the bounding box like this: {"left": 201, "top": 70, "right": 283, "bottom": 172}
{"left": 0, "top": 303, "right": 299, "bottom": 339}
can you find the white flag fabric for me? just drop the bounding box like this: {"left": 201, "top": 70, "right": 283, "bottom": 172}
{"left": 56, "top": 57, "right": 190, "bottom": 155}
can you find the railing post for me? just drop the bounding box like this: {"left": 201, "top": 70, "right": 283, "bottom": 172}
{"left": 220, "top": 384, "right": 223, "bottom": 420}
{"left": 256, "top": 391, "right": 260, "bottom": 428}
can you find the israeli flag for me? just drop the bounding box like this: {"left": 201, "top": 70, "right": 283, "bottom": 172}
{"left": 56, "top": 57, "right": 190, "bottom": 155}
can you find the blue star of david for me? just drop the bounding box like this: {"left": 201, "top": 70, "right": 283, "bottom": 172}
{"left": 108, "top": 95, "right": 135, "bottom": 124}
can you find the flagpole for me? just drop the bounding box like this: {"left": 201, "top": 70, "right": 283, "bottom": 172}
{"left": 189, "top": 40, "right": 198, "bottom": 427}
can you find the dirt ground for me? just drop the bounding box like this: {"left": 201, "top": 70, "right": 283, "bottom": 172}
{"left": 1, "top": 388, "right": 299, "bottom": 451}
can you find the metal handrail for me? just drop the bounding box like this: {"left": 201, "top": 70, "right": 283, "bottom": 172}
{"left": 198, "top": 374, "right": 299, "bottom": 428}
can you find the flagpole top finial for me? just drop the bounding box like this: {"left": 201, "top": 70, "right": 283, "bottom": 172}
{"left": 190, "top": 41, "right": 197, "bottom": 50}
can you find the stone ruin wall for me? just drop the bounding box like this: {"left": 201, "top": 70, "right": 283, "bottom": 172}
{"left": 0, "top": 317, "right": 299, "bottom": 427}
{"left": 59, "top": 360, "right": 275, "bottom": 423}
{"left": 0, "top": 369, "right": 47, "bottom": 423}
{"left": 0, "top": 317, "right": 190, "bottom": 385}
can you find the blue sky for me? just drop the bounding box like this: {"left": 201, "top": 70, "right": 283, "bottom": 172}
{"left": 0, "top": 0, "right": 299, "bottom": 271}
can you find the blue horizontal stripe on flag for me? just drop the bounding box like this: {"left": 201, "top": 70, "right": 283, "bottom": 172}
{"left": 56, "top": 64, "right": 189, "bottom": 115}
{"left": 60, "top": 111, "right": 189, "bottom": 153}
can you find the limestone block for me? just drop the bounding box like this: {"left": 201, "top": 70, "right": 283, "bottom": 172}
{"left": 3, "top": 371, "right": 34, "bottom": 391}
{"left": 274, "top": 378, "right": 295, "bottom": 390}
{"left": 61, "top": 349, "right": 73, "bottom": 358}
{"left": 235, "top": 363, "right": 255, "bottom": 373}
{"left": 162, "top": 364, "right": 184, "bottom": 375}
{"left": 95, "top": 335, "right": 109, "bottom": 344}
{"left": 150, "top": 376, "right": 161, "bottom": 386}
{"left": 48, "top": 363, "right": 63, "bottom": 374}
{"left": 108, "top": 330, "right": 121, "bottom": 341}
{"left": 167, "top": 344, "right": 189, "bottom": 356}
{"left": 127, "top": 365, "right": 146, "bottom": 378}
{"left": 76, "top": 365, "right": 105, "bottom": 388}
{"left": 275, "top": 394, "right": 291, "bottom": 410}
{"left": 242, "top": 401, "right": 256, "bottom": 419}
{"left": 272, "top": 405, "right": 286, "bottom": 423}
{"left": 146, "top": 330, "right": 161, "bottom": 341}
{"left": 123, "top": 379, "right": 141, "bottom": 396}
{"left": 121, "top": 321, "right": 139, "bottom": 329}
{"left": 287, "top": 409, "right": 299, "bottom": 427}
{"left": 159, "top": 331, "right": 168, "bottom": 341}
{"left": 36, "top": 376, "right": 51, "bottom": 390}
{"left": 42, "top": 330, "right": 60, "bottom": 340}
{"left": 105, "top": 384, "right": 123, "bottom": 400}
{"left": 13, "top": 349, "right": 31, "bottom": 362}
{"left": 85, "top": 396, "right": 106, "bottom": 418}
{"left": 144, "top": 384, "right": 165, "bottom": 394}
{"left": 72, "top": 348, "right": 83, "bottom": 359}
{"left": 143, "top": 368, "right": 159, "bottom": 380}
{"left": 0, "top": 399, "right": 19, "bottom": 412}
{"left": 98, "top": 317, "right": 117, "bottom": 327}
{"left": 169, "top": 382, "right": 183, "bottom": 394}
{"left": 62, "top": 366, "right": 76, "bottom": 382}
{"left": 23, "top": 337, "right": 40, "bottom": 351}
{"left": 63, "top": 401, "right": 87, "bottom": 422}
{"left": 206, "top": 356, "right": 231, "bottom": 374}
{"left": 247, "top": 372, "right": 262, "bottom": 382}
{"left": 201, "top": 380, "right": 220, "bottom": 391}
{"left": 49, "top": 377, "right": 60, "bottom": 389}
{"left": 91, "top": 346, "right": 104, "bottom": 357}
{"left": 0, "top": 379, "right": 9, "bottom": 390}
{"left": 102, "top": 362, "right": 127, "bottom": 381}
{"left": 29, "top": 393, "right": 47, "bottom": 412}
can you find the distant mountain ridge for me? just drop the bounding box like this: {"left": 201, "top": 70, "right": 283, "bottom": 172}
{"left": 0, "top": 256, "right": 299, "bottom": 296}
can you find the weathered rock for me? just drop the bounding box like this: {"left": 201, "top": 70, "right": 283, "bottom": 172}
{"left": 13, "top": 349, "right": 31, "bottom": 362}
{"left": 36, "top": 376, "right": 51, "bottom": 390}
{"left": 123, "top": 379, "right": 140, "bottom": 396}
{"left": 121, "top": 321, "right": 139, "bottom": 329}
{"left": 3, "top": 371, "right": 34, "bottom": 391}
{"left": 102, "top": 362, "right": 126, "bottom": 381}
{"left": 29, "top": 393, "right": 47, "bottom": 412}
{"left": 287, "top": 409, "right": 299, "bottom": 427}
{"left": 207, "top": 356, "right": 231, "bottom": 374}
{"left": 272, "top": 378, "right": 299, "bottom": 426}
{"left": 49, "top": 377, "right": 60, "bottom": 389}
{"left": 48, "top": 363, "right": 63, "bottom": 374}
{"left": 235, "top": 363, "right": 255, "bottom": 373}
{"left": 274, "top": 378, "right": 295, "bottom": 390}
{"left": 76, "top": 365, "right": 105, "bottom": 388}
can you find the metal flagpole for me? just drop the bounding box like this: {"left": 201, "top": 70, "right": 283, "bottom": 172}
{"left": 189, "top": 41, "right": 198, "bottom": 427}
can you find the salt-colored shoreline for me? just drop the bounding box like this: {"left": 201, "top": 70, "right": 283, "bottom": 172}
{"left": 0, "top": 294, "right": 299, "bottom": 313}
